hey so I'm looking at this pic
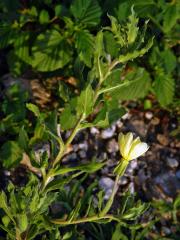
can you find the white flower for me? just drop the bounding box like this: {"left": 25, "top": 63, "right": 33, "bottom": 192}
{"left": 118, "top": 132, "right": 149, "bottom": 161}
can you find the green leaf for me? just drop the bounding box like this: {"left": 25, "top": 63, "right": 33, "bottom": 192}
{"left": 108, "top": 107, "right": 126, "bottom": 124}
{"left": 62, "top": 232, "right": 73, "bottom": 240}
{"left": 31, "top": 30, "right": 72, "bottom": 72}
{"left": 45, "top": 173, "right": 82, "bottom": 192}
{"left": 26, "top": 103, "right": 41, "bottom": 118}
{"left": 7, "top": 51, "right": 26, "bottom": 76}
{"left": 150, "top": 47, "right": 177, "bottom": 73}
{"left": 163, "top": 4, "right": 178, "bottom": 33}
{"left": 95, "top": 30, "right": 104, "bottom": 58}
{"left": 112, "top": 224, "right": 128, "bottom": 240}
{"left": 122, "top": 202, "right": 149, "bottom": 220}
{"left": 93, "top": 105, "right": 109, "bottom": 128}
{"left": 18, "top": 126, "right": 29, "bottom": 151}
{"left": 127, "top": 7, "right": 139, "bottom": 44}
{"left": 39, "top": 9, "right": 50, "bottom": 24}
{"left": 60, "top": 104, "right": 77, "bottom": 131}
{"left": 29, "top": 123, "right": 46, "bottom": 146}
{"left": 162, "top": 49, "right": 176, "bottom": 73}
{"left": 104, "top": 31, "right": 119, "bottom": 58}
{"left": 77, "top": 85, "right": 94, "bottom": 117}
{"left": 55, "top": 161, "right": 105, "bottom": 175}
{"left": 104, "top": 68, "right": 151, "bottom": 100}
{"left": 174, "top": 194, "right": 180, "bottom": 209}
{"left": 0, "top": 26, "right": 16, "bottom": 49}
{"left": 14, "top": 33, "right": 31, "bottom": 64}
{"left": 70, "top": 0, "right": 102, "bottom": 26}
{"left": 0, "top": 191, "right": 14, "bottom": 223}
{"left": 108, "top": 15, "right": 126, "bottom": 47}
{"left": 75, "top": 29, "right": 94, "bottom": 67}
{"left": 93, "top": 103, "right": 126, "bottom": 127}
{"left": 68, "top": 200, "right": 81, "bottom": 222}
{"left": 119, "top": 37, "right": 154, "bottom": 63}
{"left": 154, "top": 72, "right": 175, "bottom": 107}
{"left": 17, "top": 213, "right": 28, "bottom": 233}
{"left": 115, "top": 2, "right": 131, "bottom": 21}
{"left": 2, "top": 215, "right": 11, "bottom": 227}
{"left": 55, "top": 5, "right": 62, "bottom": 17}
{"left": 0, "top": 141, "right": 23, "bottom": 168}
{"left": 0, "top": 224, "right": 15, "bottom": 239}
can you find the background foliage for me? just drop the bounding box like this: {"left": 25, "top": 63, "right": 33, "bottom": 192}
{"left": 0, "top": 0, "right": 179, "bottom": 107}
{"left": 0, "top": 0, "right": 179, "bottom": 239}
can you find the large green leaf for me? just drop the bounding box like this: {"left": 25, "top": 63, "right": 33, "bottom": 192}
{"left": 150, "top": 47, "right": 177, "bottom": 74}
{"left": 103, "top": 68, "right": 151, "bottom": 100}
{"left": 154, "top": 72, "right": 175, "bottom": 107}
{"left": 70, "top": 0, "right": 102, "bottom": 26}
{"left": 14, "top": 33, "right": 31, "bottom": 64}
{"left": 31, "top": 30, "right": 72, "bottom": 72}
{"left": 75, "top": 29, "right": 94, "bottom": 67}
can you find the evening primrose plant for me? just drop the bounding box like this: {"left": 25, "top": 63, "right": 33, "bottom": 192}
{"left": 0, "top": 9, "right": 152, "bottom": 240}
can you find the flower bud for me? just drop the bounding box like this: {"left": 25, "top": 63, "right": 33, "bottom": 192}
{"left": 118, "top": 132, "right": 149, "bottom": 161}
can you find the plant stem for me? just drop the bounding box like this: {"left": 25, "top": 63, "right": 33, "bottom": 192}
{"left": 99, "top": 174, "right": 120, "bottom": 217}
{"left": 51, "top": 214, "right": 120, "bottom": 225}
{"left": 94, "top": 59, "right": 120, "bottom": 101}
{"left": 52, "top": 113, "right": 84, "bottom": 167}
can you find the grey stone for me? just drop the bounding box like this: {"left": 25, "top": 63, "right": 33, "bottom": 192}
{"left": 145, "top": 111, "right": 153, "bottom": 120}
{"left": 106, "top": 139, "right": 119, "bottom": 153}
{"left": 99, "top": 177, "right": 114, "bottom": 190}
{"left": 34, "top": 143, "right": 50, "bottom": 163}
{"left": 119, "top": 176, "right": 128, "bottom": 185}
{"left": 122, "top": 113, "right": 131, "bottom": 120}
{"left": 126, "top": 160, "right": 138, "bottom": 175}
{"left": 79, "top": 142, "right": 88, "bottom": 151}
{"left": 129, "top": 182, "right": 135, "bottom": 194}
{"left": 79, "top": 150, "right": 86, "bottom": 159}
{"left": 65, "top": 152, "right": 77, "bottom": 161}
{"left": 154, "top": 173, "right": 180, "bottom": 198}
{"left": 4, "top": 170, "right": 11, "bottom": 176}
{"left": 116, "top": 120, "right": 123, "bottom": 128}
{"left": 90, "top": 127, "right": 100, "bottom": 135}
{"left": 101, "top": 125, "right": 116, "bottom": 139}
{"left": 99, "top": 177, "right": 117, "bottom": 200}
{"left": 167, "top": 157, "right": 179, "bottom": 168}
{"left": 73, "top": 144, "right": 79, "bottom": 152}
{"left": 129, "top": 159, "right": 138, "bottom": 169}
{"left": 162, "top": 226, "right": 171, "bottom": 235}
{"left": 176, "top": 170, "right": 180, "bottom": 180}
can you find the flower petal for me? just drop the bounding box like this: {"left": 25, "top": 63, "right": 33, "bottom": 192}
{"left": 128, "top": 142, "right": 149, "bottom": 160}
{"left": 118, "top": 133, "right": 125, "bottom": 157}
{"left": 123, "top": 132, "right": 133, "bottom": 159}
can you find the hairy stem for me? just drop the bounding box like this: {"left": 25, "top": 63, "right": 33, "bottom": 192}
{"left": 51, "top": 214, "right": 120, "bottom": 225}
{"left": 99, "top": 174, "right": 120, "bottom": 217}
